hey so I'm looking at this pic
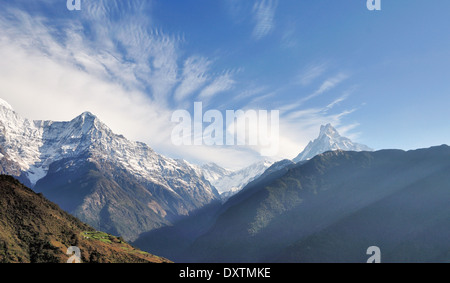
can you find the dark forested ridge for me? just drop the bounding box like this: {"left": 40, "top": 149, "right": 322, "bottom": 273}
{"left": 135, "top": 146, "right": 450, "bottom": 263}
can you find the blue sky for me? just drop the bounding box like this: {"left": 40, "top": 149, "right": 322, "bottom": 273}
{"left": 1, "top": 0, "right": 450, "bottom": 169}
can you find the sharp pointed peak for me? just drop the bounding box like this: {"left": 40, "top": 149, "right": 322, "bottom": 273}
{"left": 0, "top": 98, "right": 14, "bottom": 111}
{"left": 320, "top": 123, "right": 334, "bottom": 131}
{"left": 79, "top": 111, "right": 97, "bottom": 119}
{"left": 319, "top": 123, "right": 340, "bottom": 138}
{"left": 293, "top": 124, "right": 372, "bottom": 163}
{"left": 73, "top": 111, "right": 102, "bottom": 125}
{"left": 72, "top": 111, "right": 108, "bottom": 130}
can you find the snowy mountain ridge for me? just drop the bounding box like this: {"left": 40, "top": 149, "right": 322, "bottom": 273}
{"left": 200, "top": 160, "right": 274, "bottom": 198}
{"left": 0, "top": 99, "right": 216, "bottom": 199}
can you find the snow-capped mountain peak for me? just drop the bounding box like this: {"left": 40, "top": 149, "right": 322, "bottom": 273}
{"left": 77, "top": 111, "right": 98, "bottom": 125}
{"left": 0, "top": 98, "right": 13, "bottom": 111}
{"left": 319, "top": 123, "right": 339, "bottom": 139}
{"left": 293, "top": 124, "right": 372, "bottom": 163}
{"left": 201, "top": 163, "right": 232, "bottom": 183}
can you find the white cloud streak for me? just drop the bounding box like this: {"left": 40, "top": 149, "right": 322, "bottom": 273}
{"left": 305, "top": 73, "right": 349, "bottom": 102}
{"left": 174, "top": 56, "right": 211, "bottom": 102}
{"left": 252, "top": 0, "right": 278, "bottom": 40}
{"left": 198, "top": 73, "right": 235, "bottom": 101}
{"left": 298, "top": 63, "right": 328, "bottom": 86}
{"left": 282, "top": 73, "right": 349, "bottom": 113}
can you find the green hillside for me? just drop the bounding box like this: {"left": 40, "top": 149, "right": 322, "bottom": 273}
{"left": 0, "top": 175, "right": 171, "bottom": 263}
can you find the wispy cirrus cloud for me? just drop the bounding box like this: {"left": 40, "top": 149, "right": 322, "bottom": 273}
{"left": 284, "top": 97, "right": 355, "bottom": 121}
{"left": 174, "top": 56, "right": 211, "bottom": 102}
{"left": 305, "top": 73, "right": 349, "bottom": 101}
{"left": 323, "top": 87, "right": 357, "bottom": 112}
{"left": 225, "top": 0, "right": 249, "bottom": 24}
{"left": 198, "top": 73, "right": 235, "bottom": 101}
{"left": 297, "top": 63, "right": 328, "bottom": 86}
{"left": 252, "top": 0, "right": 278, "bottom": 40}
{"left": 281, "top": 73, "right": 349, "bottom": 113}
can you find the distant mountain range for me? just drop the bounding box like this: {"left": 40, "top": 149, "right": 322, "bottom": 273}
{"left": 0, "top": 98, "right": 219, "bottom": 241}
{"left": 0, "top": 97, "right": 376, "bottom": 242}
{"left": 200, "top": 124, "right": 371, "bottom": 199}
{"left": 200, "top": 160, "right": 274, "bottom": 199}
{"left": 135, "top": 145, "right": 450, "bottom": 263}
{"left": 0, "top": 175, "right": 169, "bottom": 263}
